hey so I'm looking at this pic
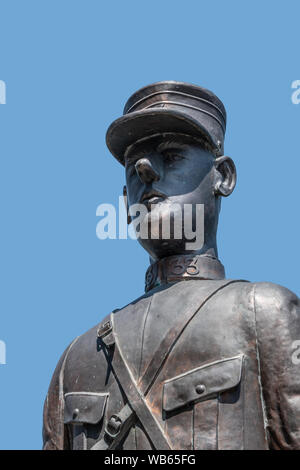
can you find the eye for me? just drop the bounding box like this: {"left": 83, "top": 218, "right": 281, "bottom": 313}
{"left": 162, "top": 151, "right": 184, "bottom": 163}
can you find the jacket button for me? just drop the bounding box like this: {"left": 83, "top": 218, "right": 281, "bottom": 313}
{"left": 73, "top": 408, "right": 79, "bottom": 420}
{"left": 195, "top": 384, "right": 206, "bottom": 395}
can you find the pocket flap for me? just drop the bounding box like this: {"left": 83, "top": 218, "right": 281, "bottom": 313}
{"left": 163, "top": 355, "right": 243, "bottom": 413}
{"left": 64, "top": 392, "right": 108, "bottom": 424}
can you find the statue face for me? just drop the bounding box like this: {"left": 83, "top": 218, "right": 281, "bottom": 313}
{"left": 124, "top": 133, "right": 233, "bottom": 260}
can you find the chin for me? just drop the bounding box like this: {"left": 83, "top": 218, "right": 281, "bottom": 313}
{"left": 138, "top": 237, "right": 190, "bottom": 261}
{"left": 145, "top": 203, "right": 184, "bottom": 235}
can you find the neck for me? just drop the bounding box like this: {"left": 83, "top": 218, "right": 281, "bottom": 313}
{"left": 149, "top": 243, "right": 218, "bottom": 265}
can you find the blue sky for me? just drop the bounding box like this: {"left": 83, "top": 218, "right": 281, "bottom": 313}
{"left": 0, "top": 0, "right": 299, "bottom": 449}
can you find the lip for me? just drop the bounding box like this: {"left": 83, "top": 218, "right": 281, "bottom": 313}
{"left": 140, "top": 190, "right": 166, "bottom": 206}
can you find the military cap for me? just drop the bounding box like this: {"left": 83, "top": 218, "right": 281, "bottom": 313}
{"left": 106, "top": 81, "right": 227, "bottom": 165}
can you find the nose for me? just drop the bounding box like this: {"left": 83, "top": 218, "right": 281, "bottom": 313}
{"left": 135, "top": 157, "right": 160, "bottom": 184}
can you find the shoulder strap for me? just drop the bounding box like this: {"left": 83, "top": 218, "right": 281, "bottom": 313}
{"left": 91, "top": 317, "right": 171, "bottom": 450}
{"left": 110, "top": 316, "right": 173, "bottom": 449}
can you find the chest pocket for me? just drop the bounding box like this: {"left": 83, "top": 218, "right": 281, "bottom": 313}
{"left": 162, "top": 355, "right": 244, "bottom": 450}
{"left": 163, "top": 355, "right": 243, "bottom": 412}
{"left": 64, "top": 392, "right": 108, "bottom": 450}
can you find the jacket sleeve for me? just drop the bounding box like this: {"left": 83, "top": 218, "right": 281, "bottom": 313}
{"left": 254, "top": 282, "right": 300, "bottom": 450}
{"left": 42, "top": 338, "right": 78, "bottom": 450}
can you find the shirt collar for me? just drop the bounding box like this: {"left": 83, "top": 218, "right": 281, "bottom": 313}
{"left": 145, "top": 253, "right": 225, "bottom": 292}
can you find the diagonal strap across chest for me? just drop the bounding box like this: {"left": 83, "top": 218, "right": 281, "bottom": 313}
{"left": 137, "top": 279, "right": 246, "bottom": 395}
{"left": 97, "top": 279, "right": 247, "bottom": 450}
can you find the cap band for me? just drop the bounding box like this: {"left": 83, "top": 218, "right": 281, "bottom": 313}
{"left": 125, "top": 90, "right": 226, "bottom": 124}
{"left": 144, "top": 101, "right": 226, "bottom": 135}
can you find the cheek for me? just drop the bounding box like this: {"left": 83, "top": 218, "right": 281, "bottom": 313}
{"left": 163, "top": 166, "right": 195, "bottom": 192}
{"left": 177, "top": 167, "right": 214, "bottom": 195}
{"left": 126, "top": 177, "right": 141, "bottom": 205}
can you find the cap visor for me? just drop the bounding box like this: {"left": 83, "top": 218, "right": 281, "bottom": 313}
{"left": 106, "top": 108, "right": 216, "bottom": 165}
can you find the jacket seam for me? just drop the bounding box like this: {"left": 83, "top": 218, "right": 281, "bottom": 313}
{"left": 252, "top": 284, "right": 269, "bottom": 442}
{"left": 58, "top": 336, "right": 80, "bottom": 449}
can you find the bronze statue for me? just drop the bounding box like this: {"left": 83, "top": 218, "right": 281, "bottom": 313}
{"left": 43, "top": 81, "right": 300, "bottom": 450}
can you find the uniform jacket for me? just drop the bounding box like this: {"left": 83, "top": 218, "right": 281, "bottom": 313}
{"left": 43, "top": 255, "right": 300, "bottom": 450}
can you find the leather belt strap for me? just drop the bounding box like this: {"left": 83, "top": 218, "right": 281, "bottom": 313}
{"left": 91, "top": 327, "right": 171, "bottom": 450}
{"left": 91, "top": 403, "right": 135, "bottom": 450}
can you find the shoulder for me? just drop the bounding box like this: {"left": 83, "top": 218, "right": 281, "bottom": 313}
{"left": 249, "top": 282, "right": 300, "bottom": 346}
{"left": 63, "top": 313, "right": 111, "bottom": 372}
{"left": 252, "top": 281, "right": 299, "bottom": 318}
{"left": 46, "top": 311, "right": 124, "bottom": 397}
{"left": 222, "top": 280, "right": 299, "bottom": 308}
{"left": 45, "top": 313, "right": 112, "bottom": 393}
{"left": 218, "top": 280, "right": 299, "bottom": 332}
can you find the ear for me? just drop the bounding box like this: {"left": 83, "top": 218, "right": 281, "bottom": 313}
{"left": 214, "top": 156, "right": 237, "bottom": 197}
{"left": 123, "top": 185, "right": 132, "bottom": 224}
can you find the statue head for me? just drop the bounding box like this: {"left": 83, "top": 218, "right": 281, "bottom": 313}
{"left": 106, "top": 81, "right": 236, "bottom": 262}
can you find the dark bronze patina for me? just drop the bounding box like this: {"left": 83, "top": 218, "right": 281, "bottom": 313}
{"left": 43, "top": 81, "right": 300, "bottom": 450}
